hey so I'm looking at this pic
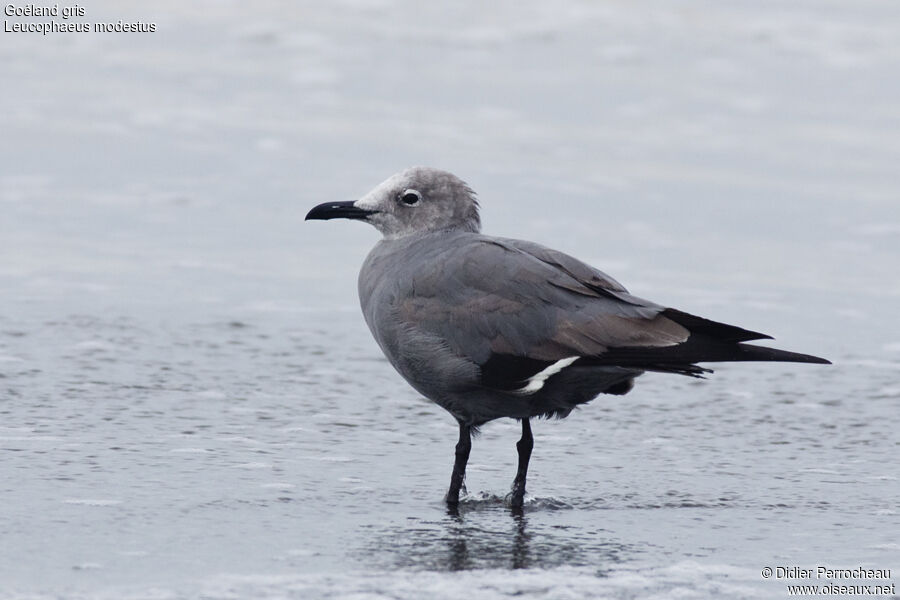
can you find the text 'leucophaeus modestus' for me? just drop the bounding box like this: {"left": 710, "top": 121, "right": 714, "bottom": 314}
{"left": 306, "top": 167, "right": 830, "bottom": 509}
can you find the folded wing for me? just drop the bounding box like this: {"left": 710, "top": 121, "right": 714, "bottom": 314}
{"left": 396, "top": 236, "right": 828, "bottom": 393}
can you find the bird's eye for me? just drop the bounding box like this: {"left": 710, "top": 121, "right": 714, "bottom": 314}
{"left": 399, "top": 189, "right": 422, "bottom": 206}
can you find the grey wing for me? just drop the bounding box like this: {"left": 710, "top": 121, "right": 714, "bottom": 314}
{"left": 498, "top": 237, "right": 631, "bottom": 295}
{"left": 394, "top": 236, "right": 822, "bottom": 398}
{"left": 397, "top": 237, "right": 710, "bottom": 391}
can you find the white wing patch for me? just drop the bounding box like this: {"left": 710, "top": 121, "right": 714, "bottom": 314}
{"left": 516, "top": 356, "right": 580, "bottom": 395}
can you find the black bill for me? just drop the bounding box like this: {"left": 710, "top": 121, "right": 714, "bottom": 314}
{"left": 305, "top": 201, "right": 376, "bottom": 221}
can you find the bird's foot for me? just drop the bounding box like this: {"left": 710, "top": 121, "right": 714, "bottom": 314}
{"left": 507, "top": 481, "right": 527, "bottom": 509}
{"left": 445, "top": 482, "right": 468, "bottom": 506}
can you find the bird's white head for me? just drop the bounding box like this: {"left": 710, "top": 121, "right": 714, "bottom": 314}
{"left": 306, "top": 167, "right": 480, "bottom": 239}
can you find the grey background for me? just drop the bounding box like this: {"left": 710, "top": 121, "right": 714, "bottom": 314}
{"left": 1, "top": 1, "right": 898, "bottom": 598}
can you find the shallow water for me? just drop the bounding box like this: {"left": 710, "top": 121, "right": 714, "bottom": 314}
{"left": 2, "top": 1, "right": 900, "bottom": 598}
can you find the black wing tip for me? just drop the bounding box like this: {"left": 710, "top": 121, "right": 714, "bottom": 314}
{"left": 800, "top": 354, "right": 832, "bottom": 365}
{"left": 661, "top": 308, "right": 772, "bottom": 343}
{"left": 735, "top": 344, "right": 832, "bottom": 365}
{"left": 788, "top": 352, "right": 831, "bottom": 365}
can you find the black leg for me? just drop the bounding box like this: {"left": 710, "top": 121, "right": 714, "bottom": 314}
{"left": 510, "top": 418, "right": 533, "bottom": 508}
{"left": 446, "top": 420, "right": 471, "bottom": 505}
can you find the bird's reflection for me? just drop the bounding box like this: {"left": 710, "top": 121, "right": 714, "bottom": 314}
{"left": 510, "top": 508, "right": 530, "bottom": 569}
{"left": 438, "top": 501, "right": 534, "bottom": 570}
{"left": 361, "top": 498, "right": 630, "bottom": 572}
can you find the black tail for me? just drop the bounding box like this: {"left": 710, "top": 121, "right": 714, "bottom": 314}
{"left": 655, "top": 308, "right": 830, "bottom": 365}
{"left": 578, "top": 308, "right": 831, "bottom": 377}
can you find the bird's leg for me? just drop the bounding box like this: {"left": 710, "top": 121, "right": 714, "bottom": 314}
{"left": 446, "top": 420, "right": 471, "bottom": 505}
{"left": 510, "top": 418, "right": 533, "bottom": 508}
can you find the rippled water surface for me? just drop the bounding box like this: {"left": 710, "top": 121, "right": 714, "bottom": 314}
{"left": 2, "top": 1, "right": 899, "bottom": 598}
